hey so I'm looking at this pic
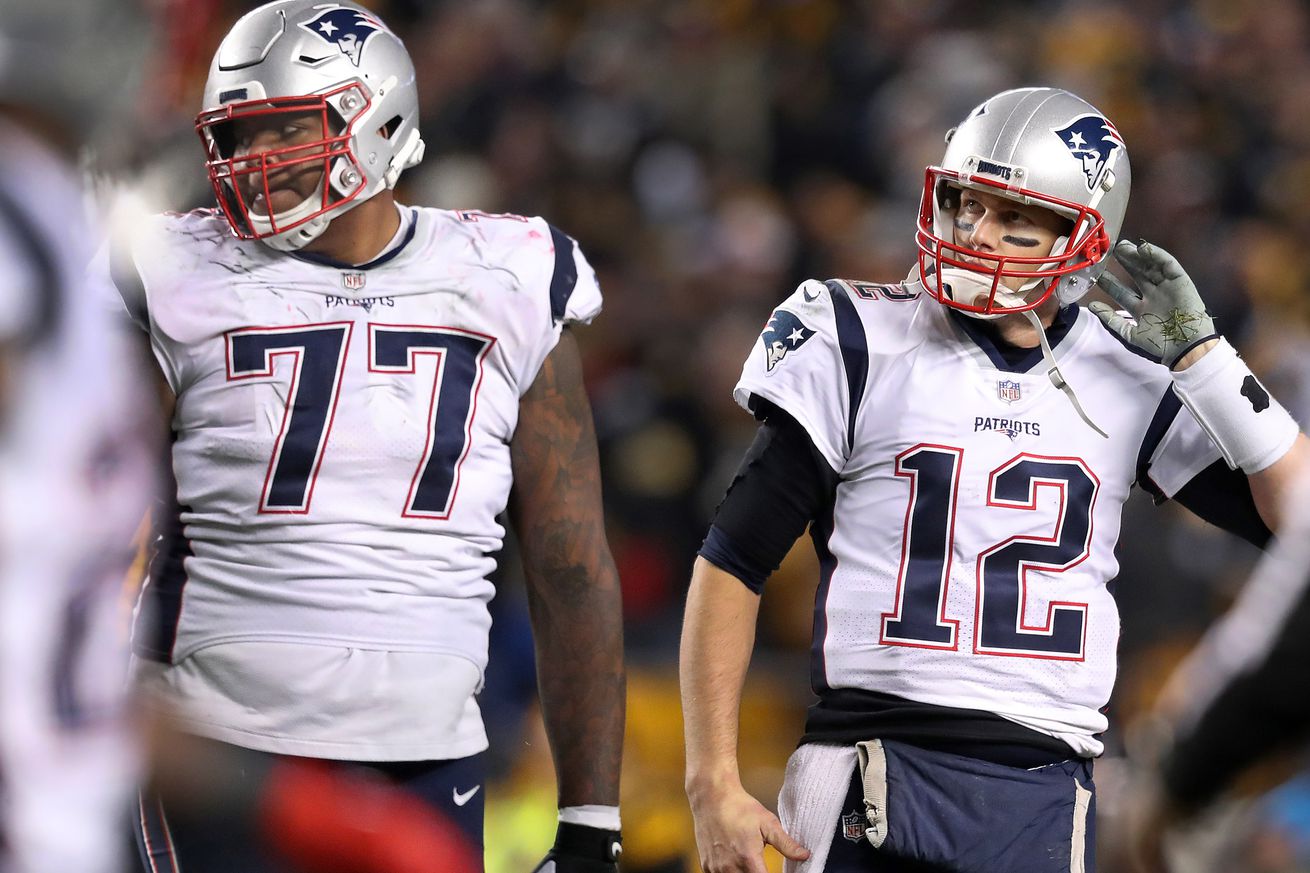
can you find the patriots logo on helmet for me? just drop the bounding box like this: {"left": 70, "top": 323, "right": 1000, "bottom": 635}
{"left": 760, "top": 309, "right": 816, "bottom": 372}
{"left": 299, "top": 6, "right": 388, "bottom": 66}
{"left": 1055, "top": 115, "right": 1125, "bottom": 192}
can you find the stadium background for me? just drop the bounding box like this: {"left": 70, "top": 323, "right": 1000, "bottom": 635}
{"left": 131, "top": 1, "right": 1310, "bottom": 870}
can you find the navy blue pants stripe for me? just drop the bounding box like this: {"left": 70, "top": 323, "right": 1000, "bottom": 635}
{"left": 136, "top": 792, "right": 180, "bottom": 873}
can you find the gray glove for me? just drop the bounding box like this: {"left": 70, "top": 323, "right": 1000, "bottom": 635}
{"left": 1088, "top": 240, "right": 1217, "bottom": 368}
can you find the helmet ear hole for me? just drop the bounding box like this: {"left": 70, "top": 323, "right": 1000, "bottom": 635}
{"left": 936, "top": 181, "right": 960, "bottom": 211}
{"left": 210, "top": 121, "right": 237, "bottom": 159}
{"left": 380, "top": 115, "right": 403, "bottom": 140}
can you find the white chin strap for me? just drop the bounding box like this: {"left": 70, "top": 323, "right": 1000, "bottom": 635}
{"left": 938, "top": 268, "right": 1040, "bottom": 320}
{"left": 938, "top": 268, "right": 1107, "bottom": 438}
{"left": 246, "top": 178, "right": 333, "bottom": 252}
{"left": 1021, "top": 308, "right": 1108, "bottom": 439}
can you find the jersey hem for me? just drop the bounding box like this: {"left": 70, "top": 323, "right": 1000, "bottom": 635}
{"left": 171, "top": 633, "right": 487, "bottom": 667}
{"left": 173, "top": 714, "right": 491, "bottom": 762}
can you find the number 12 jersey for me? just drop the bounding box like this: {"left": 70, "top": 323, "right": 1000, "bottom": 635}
{"left": 737, "top": 276, "right": 1222, "bottom": 756}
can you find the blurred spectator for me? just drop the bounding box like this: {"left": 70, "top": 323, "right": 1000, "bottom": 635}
{"left": 0, "top": 1, "right": 160, "bottom": 870}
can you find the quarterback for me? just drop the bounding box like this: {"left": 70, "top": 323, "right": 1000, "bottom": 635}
{"left": 114, "top": 2, "right": 624, "bottom": 871}
{"left": 681, "top": 87, "right": 1308, "bottom": 873}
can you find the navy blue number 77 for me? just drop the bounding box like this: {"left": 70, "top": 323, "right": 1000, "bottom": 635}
{"left": 226, "top": 323, "right": 494, "bottom": 516}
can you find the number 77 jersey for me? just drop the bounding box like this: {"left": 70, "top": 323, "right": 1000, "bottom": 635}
{"left": 736, "top": 277, "right": 1224, "bottom": 757}
{"left": 115, "top": 207, "right": 600, "bottom": 671}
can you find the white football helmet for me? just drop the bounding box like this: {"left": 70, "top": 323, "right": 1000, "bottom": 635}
{"left": 196, "top": 0, "right": 426, "bottom": 251}
{"left": 915, "top": 87, "right": 1131, "bottom": 317}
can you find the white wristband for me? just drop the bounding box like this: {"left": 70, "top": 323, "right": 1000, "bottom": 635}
{"left": 1170, "top": 338, "right": 1300, "bottom": 473}
{"left": 559, "top": 805, "right": 622, "bottom": 831}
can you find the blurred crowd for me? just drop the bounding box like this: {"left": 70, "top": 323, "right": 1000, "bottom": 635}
{"left": 128, "top": 1, "right": 1310, "bottom": 871}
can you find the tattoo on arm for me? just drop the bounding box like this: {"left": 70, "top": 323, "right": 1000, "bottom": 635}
{"left": 509, "top": 328, "right": 625, "bottom": 807}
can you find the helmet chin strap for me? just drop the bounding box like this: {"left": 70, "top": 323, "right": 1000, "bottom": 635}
{"left": 246, "top": 176, "right": 333, "bottom": 252}
{"left": 939, "top": 268, "right": 1034, "bottom": 320}
{"left": 1021, "top": 307, "right": 1108, "bottom": 439}
{"left": 939, "top": 268, "right": 1108, "bottom": 437}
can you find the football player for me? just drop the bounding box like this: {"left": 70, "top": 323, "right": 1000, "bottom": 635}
{"left": 113, "top": 2, "right": 624, "bottom": 871}
{"left": 0, "top": 0, "right": 159, "bottom": 870}
{"left": 680, "top": 86, "right": 1309, "bottom": 873}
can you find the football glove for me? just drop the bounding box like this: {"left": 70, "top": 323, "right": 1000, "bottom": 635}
{"left": 530, "top": 822, "right": 622, "bottom": 873}
{"left": 1088, "top": 239, "right": 1218, "bottom": 368}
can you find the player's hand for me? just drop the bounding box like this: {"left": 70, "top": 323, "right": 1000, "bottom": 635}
{"left": 687, "top": 781, "right": 810, "bottom": 873}
{"left": 1089, "top": 240, "right": 1217, "bottom": 368}
{"left": 530, "top": 822, "right": 622, "bottom": 873}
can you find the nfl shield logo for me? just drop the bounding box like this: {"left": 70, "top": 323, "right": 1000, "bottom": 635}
{"left": 841, "top": 811, "right": 866, "bottom": 842}
{"left": 342, "top": 272, "right": 366, "bottom": 292}
{"left": 998, "top": 379, "right": 1022, "bottom": 404}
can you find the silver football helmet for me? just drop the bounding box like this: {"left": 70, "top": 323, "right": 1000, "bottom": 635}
{"left": 915, "top": 87, "right": 1131, "bottom": 317}
{"left": 197, "top": 0, "right": 425, "bottom": 251}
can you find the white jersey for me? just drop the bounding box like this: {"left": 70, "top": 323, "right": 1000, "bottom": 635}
{"left": 735, "top": 275, "right": 1222, "bottom": 757}
{"left": 0, "top": 120, "right": 156, "bottom": 872}
{"left": 122, "top": 206, "right": 600, "bottom": 759}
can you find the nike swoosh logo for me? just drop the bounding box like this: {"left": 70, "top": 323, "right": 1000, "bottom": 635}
{"left": 802, "top": 286, "right": 821, "bottom": 302}
{"left": 453, "top": 785, "right": 481, "bottom": 806}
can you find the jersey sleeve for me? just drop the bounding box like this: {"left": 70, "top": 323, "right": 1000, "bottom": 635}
{"left": 732, "top": 280, "right": 861, "bottom": 473}
{"left": 506, "top": 218, "right": 602, "bottom": 394}
{"left": 1138, "top": 388, "right": 1225, "bottom": 499}
{"left": 99, "top": 213, "right": 190, "bottom": 397}
{"left": 550, "top": 224, "right": 602, "bottom": 327}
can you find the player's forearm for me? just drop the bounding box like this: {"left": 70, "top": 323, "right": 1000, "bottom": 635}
{"left": 680, "top": 556, "right": 762, "bottom": 800}
{"left": 1248, "top": 434, "right": 1310, "bottom": 533}
{"left": 523, "top": 541, "right": 625, "bottom": 807}
{"left": 509, "top": 329, "right": 625, "bottom": 806}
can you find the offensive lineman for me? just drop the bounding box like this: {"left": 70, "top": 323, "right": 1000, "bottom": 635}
{"left": 115, "top": 2, "right": 624, "bottom": 871}
{"left": 680, "top": 87, "right": 1309, "bottom": 873}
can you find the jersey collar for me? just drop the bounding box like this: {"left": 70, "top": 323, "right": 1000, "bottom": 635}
{"left": 287, "top": 206, "right": 418, "bottom": 271}
{"left": 948, "top": 303, "right": 1081, "bottom": 374}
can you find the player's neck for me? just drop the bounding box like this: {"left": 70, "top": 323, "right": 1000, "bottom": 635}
{"left": 987, "top": 299, "right": 1061, "bottom": 349}
{"left": 301, "top": 193, "right": 402, "bottom": 266}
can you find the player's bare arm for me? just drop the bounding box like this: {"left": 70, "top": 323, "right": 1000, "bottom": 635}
{"left": 509, "top": 327, "right": 624, "bottom": 808}
{"left": 681, "top": 557, "right": 809, "bottom": 873}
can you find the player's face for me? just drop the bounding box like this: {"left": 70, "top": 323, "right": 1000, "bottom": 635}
{"left": 229, "top": 110, "right": 329, "bottom": 216}
{"left": 951, "top": 188, "right": 1069, "bottom": 293}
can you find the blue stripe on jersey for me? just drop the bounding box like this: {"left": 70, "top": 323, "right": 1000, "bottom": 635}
{"left": 548, "top": 225, "right": 580, "bottom": 325}
{"left": 824, "top": 281, "right": 869, "bottom": 450}
{"left": 1135, "top": 386, "right": 1183, "bottom": 500}
{"left": 0, "top": 182, "right": 61, "bottom": 349}
{"left": 809, "top": 506, "right": 838, "bottom": 695}
{"left": 132, "top": 484, "right": 192, "bottom": 663}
